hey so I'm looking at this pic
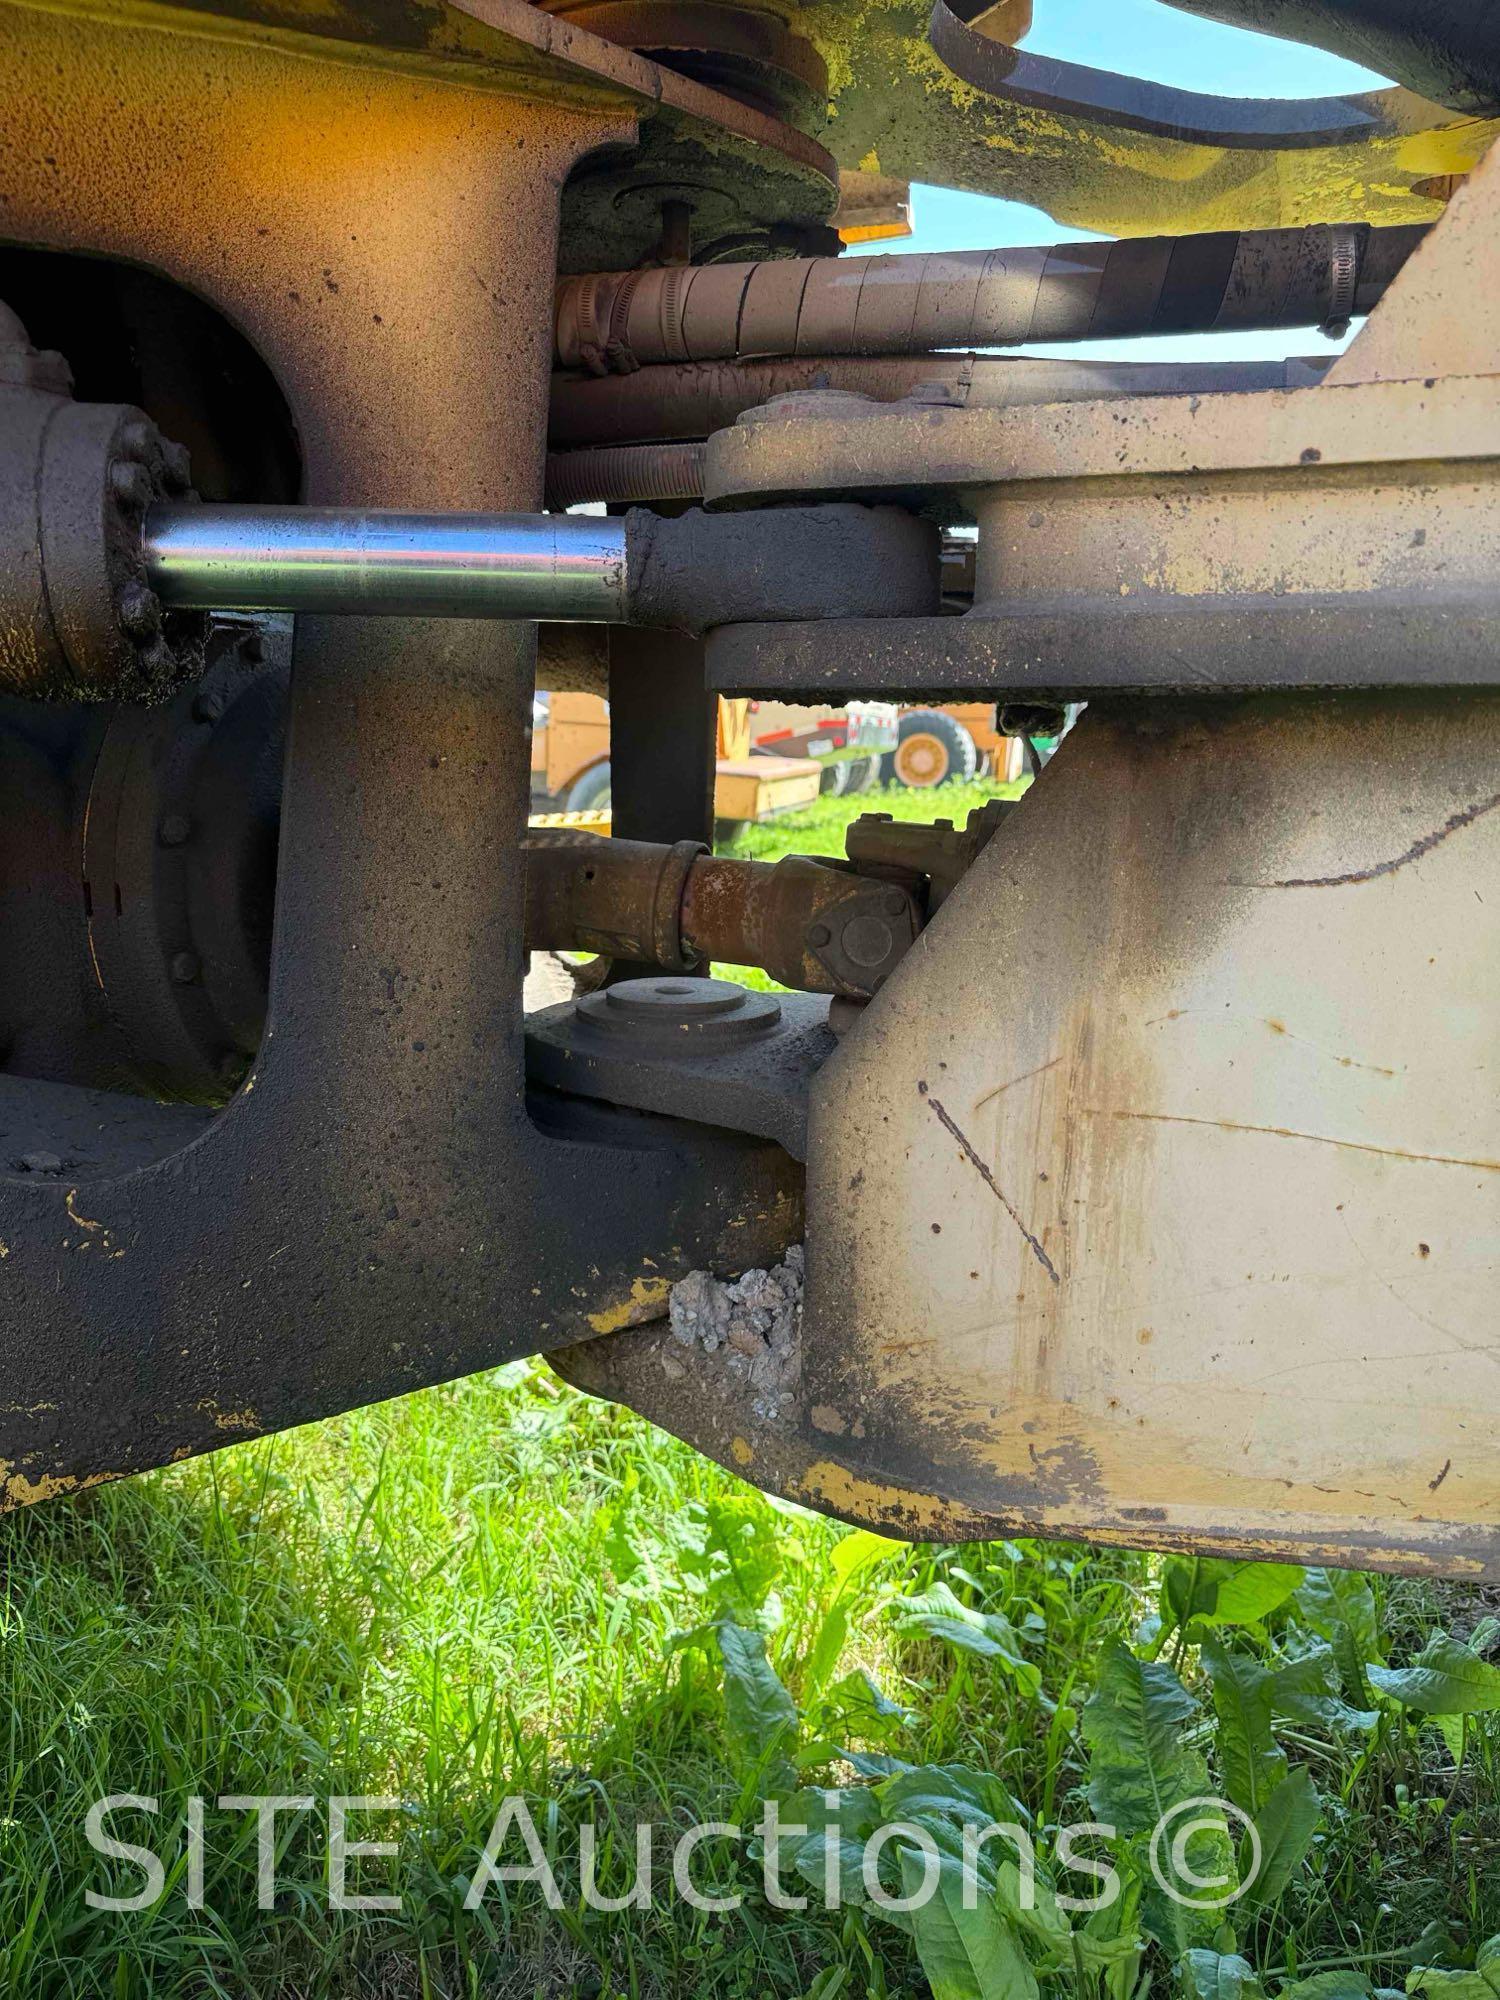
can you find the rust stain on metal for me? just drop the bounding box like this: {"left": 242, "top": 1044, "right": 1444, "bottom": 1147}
{"left": 1232, "top": 790, "right": 1500, "bottom": 890}
{"left": 918, "top": 1081, "right": 1060, "bottom": 1284}
{"left": 1263, "top": 1018, "right": 1398, "bottom": 1077}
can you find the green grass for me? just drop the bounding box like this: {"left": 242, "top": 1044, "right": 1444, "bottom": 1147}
{"left": 3, "top": 1371, "right": 1497, "bottom": 1998}
{"left": 2, "top": 776, "right": 1497, "bottom": 1998}
{"left": 722, "top": 778, "right": 1025, "bottom": 864}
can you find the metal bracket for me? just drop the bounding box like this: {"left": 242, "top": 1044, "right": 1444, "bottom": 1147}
{"left": 526, "top": 979, "right": 835, "bottom": 1160}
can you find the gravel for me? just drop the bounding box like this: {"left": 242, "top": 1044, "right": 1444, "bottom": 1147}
{"left": 667, "top": 1245, "right": 804, "bottom": 1414}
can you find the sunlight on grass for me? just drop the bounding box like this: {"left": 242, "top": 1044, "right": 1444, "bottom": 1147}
{"left": 3, "top": 1360, "right": 1497, "bottom": 1997}
{"left": 721, "top": 776, "right": 1028, "bottom": 863}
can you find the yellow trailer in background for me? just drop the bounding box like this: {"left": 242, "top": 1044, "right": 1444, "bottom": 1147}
{"left": 533, "top": 692, "right": 827, "bottom": 831}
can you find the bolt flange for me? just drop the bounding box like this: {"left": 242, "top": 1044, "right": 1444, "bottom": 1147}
{"left": 575, "top": 975, "right": 781, "bottom": 1045}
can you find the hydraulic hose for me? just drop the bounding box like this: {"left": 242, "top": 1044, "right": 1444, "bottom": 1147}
{"left": 544, "top": 441, "right": 707, "bottom": 509}
{"left": 555, "top": 222, "right": 1423, "bottom": 374}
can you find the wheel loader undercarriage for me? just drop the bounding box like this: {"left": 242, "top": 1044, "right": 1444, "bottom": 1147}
{"left": 0, "top": 0, "right": 1496, "bottom": 1572}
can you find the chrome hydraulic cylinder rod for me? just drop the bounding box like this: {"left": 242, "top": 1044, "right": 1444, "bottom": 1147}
{"left": 138, "top": 500, "right": 940, "bottom": 634}
{"left": 144, "top": 506, "right": 628, "bottom": 622}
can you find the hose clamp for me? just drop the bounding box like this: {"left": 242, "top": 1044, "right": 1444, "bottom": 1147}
{"left": 1322, "top": 226, "right": 1360, "bottom": 338}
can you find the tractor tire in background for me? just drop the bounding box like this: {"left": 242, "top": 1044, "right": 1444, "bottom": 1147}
{"left": 882, "top": 710, "right": 979, "bottom": 789}
{"left": 565, "top": 761, "right": 612, "bottom": 812}
{"left": 819, "top": 760, "right": 853, "bottom": 797}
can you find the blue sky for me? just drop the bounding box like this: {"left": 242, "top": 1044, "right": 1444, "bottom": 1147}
{"left": 893, "top": 0, "right": 1389, "bottom": 362}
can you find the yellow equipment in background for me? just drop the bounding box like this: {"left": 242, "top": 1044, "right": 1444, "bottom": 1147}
{"left": 532, "top": 692, "right": 823, "bottom": 829}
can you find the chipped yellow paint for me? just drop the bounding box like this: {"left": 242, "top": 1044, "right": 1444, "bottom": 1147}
{"left": 730, "top": 1435, "right": 754, "bottom": 1467}
{"left": 586, "top": 1274, "right": 672, "bottom": 1334}
{"left": 65, "top": 1189, "right": 103, "bottom": 1232}
{"left": 787, "top": 1455, "right": 1490, "bottom": 1575}
{"left": 0, "top": 1457, "right": 110, "bottom": 1509}
{"left": 195, "top": 1400, "right": 262, "bottom": 1433}
{"left": 795, "top": 1460, "right": 968, "bottom": 1535}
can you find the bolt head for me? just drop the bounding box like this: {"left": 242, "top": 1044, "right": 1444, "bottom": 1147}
{"left": 116, "top": 417, "right": 154, "bottom": 462}
{"left": 807, "top": 923, "right": 831, "bottom": 948}
{"left": 109, "top": 458, "right": 154, "bottom": 512}
{"left": 883, "top": 889, "right": 908, "bottom": 916}
{"left": 159, "top": 814, "right": 192, "bottom": 848}
{"left": 839, "top": 912, "right": 896, "bottom": 971}
{"left": 140, "top": 637, "right": 177, "bottom": 683}
{"left": 192, "top": 689, "right": 225, "bottom": 725}
{"left": 160, "top": 440, "right": 192, "bottom": 493}
{"left": 116, "top": 581, "right": 160, "bottom": 638}
{"left": 169, "top": 950, "right": 200, "bottom": 985}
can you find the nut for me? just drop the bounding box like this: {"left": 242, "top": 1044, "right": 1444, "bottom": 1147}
{"left": 109, "top": 458, "right": 154, "bottom": 512}
{"left": 116, "top": 417, "right": 155, "bottom": 462}
{"left": 116, "top": 581, "right": 161, "bottom": 639}
{"left": 140, "top": 637, "right": 178, "bottom": 684}
{"left": 160, "top": 440, "right": 192, "bottom": 492}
